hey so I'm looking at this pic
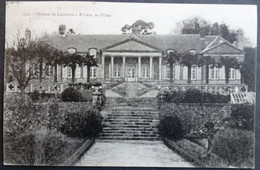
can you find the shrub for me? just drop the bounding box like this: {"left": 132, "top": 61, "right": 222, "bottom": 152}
{"left": 4, "top": 133, "right": 36, "bottom": 165}
{"left": 4, "top": 129, "right": 85, "bottom": 165}
{"left": 60, "top": 108, "right": 102, "bottom": 138}
{"left": 158, "top": 104, "right": 184, "bottom": 139}
{"left": 227, "top": 104, "right": 255, "bottom": 131}
{"left": 183, "top": 89, "right": 202, "bottom": 103}
{"left": 159, "top": 88, "right": 230, "bottom": 103}
{"left": 159, "top": 115, "right": 184, "bottom": 140}
{"left": 61, "top": 87, "right": 82, "bottom": 102}
{"left": 30, "top": 90, "right": 40, "bottom": 101}
{"left": 212, "top": 128, "right": 254, "bottom": 168}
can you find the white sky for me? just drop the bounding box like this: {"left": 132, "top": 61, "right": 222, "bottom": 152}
{"left": 6, "top": 1, "right": 257, "bottom": 46}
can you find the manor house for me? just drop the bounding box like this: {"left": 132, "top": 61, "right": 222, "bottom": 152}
{"left": 6, "top": 25, "right": 246, "bottom": 94}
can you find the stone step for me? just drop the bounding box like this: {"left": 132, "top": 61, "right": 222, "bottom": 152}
{"left": 110, "top": 107, "right": 158, "bottom": 111}
{"left": 106, "top": 116, "right": 159, "bottom": 119}
{"left": 104, "top": 118, "right": 159, "bottom": 123}
{"left": 102, "top": 121, "right": 158, "bottom": 126}
{"left": 102, "top": 124, "right": 158, "bottom": 128}
{"left": 100, "top": 133, "right": 159, "bottom": 138}
{"left": 98, "top": 136, "right": 160, "bottom": 141}
{"left": 101, "top": 131, "right": 158, "bottom": 135}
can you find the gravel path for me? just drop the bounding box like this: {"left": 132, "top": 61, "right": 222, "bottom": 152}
{"left": 75, "top": 140, "right": 194, "bottom": 167}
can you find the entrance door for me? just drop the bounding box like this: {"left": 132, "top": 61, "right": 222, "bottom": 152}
{"left": 128, "top": 67, "right": 136, "bottom": 81}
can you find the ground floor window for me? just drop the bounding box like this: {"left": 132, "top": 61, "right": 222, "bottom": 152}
{"left": 229, "top": 68, "right": 236, "bottom": 79}
{"left": 68, "top": 67, "right": 72, "bottom": 78}
{"left": 209, "top": 66, "right": 220, "bottom": 79}
{"left": 114, "top": 64, "right": 121, "bottom": 78}
{"left": 90, "top": 67, "right": 97, "bottom": 78}
{"left": 142, "top": 65, "right": 149, "bottom": 78}
{"left": 191, "top": 66, "right": 197, "bottom": 80}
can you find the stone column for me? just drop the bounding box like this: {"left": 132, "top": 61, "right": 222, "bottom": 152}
{"left": 111, "top": 56, "right": 114, "bottom": 78}
{"left": 150, "top": 56, "right": 153, "bottom": 79}
{"left": 138, "top": 56, "right": 141, "bottom": 78}
{"left": 159, "top": 56, "right": 162, "bottom": 81}
{"left": 101, "top": 55, "right": 105, "bottom": 79}
{"left": 122, "top": 56, "right": 126, "bottom": 77}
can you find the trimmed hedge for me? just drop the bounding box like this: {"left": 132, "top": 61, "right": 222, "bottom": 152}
{"left": 61, "top": 87, "right": 82, "bottom": 102}
{"left": 159, "top": 88, "right": 230, "bottom": 104}
{"left": 158, "top": 103, "right": 184, "bottom": 139}
{"left": 60, "top": 107, "right": 102, "bottom": 138}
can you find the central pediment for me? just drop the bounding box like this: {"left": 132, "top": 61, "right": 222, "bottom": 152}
{"left": 104, "top": 38, "right": 161, "bottom": 52}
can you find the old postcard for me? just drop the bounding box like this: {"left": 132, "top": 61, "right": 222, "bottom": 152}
{"left": 4, "top": 1, "right": 257, "bottom": 168}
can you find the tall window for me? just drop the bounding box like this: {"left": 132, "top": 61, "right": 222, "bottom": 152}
{"left": 209, "top": 66, "right": 220, "bottom": 79}
{"left": 90, "top": 67, "right": 97, "bottom": 78}
{"left": 67, "top": 67, "right": 72, "bottom": 78}
{"left": 229, "top": 68, "right": 236, "bottom": 79}
{"left": 174, "top": 65, "right": 180, "bottom": 79}
{"left": 114, "top": 64, "right": 121, "bottom": 78}
{"left": 142, "top": 64, "right": 149, "bottom": 78}
{"left": 191, "top": 66, "right": 197, "bottom": 80}
{"left": 165, "top": 66, "right": 174, "bottom": 79}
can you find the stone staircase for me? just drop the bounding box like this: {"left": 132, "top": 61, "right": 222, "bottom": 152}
{"left": 99, "top": 105, "right": 160, "bottom": 141}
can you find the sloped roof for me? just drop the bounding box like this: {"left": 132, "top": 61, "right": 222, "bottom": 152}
{"left": 42, "top": 33, "right": 243, "bottom": 54}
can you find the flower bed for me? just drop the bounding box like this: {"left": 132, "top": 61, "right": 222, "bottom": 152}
{"left": 163, "top": 138, "right": 228, "bottom": 168}
{"left": 159, "top": 102, "right": 255, "bottom": 168}
{"left": 3, "top": 94, "right": 102, "bottom": 165}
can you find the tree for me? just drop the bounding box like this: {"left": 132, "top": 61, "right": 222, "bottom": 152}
{"left": 164, "top": 50, "right": 181, "bottom": 83}
{"left": 63, "top": 52, "right": 84, "bottom": 83}
{"left": 180, "top": 52, "right": 199, "bottom": 84}
{"left": 243, "top": 47, "right": 256, "bottom": 91}
{"left": 198, "top": 56, "right": 216, "bottom": 84}
{"left": 219, "top": 57, "right": 240, "bottom": 84}
{"left": 5, "top": 38, "right": 38, "bottom": 99}
{"left": 121, "top": 20, "right": 155, "bottom": 35}
{"left": 82, "top": 51, "right": 98, "bottom": 83}
{"left": 219, "top": 23, "right": 237, "bottom": 44}
{"left": 31, "top": 41, "right": 56, "bottom": 82}
{"left": 44, "top": 47, "right": 64, "bottom": 82}
{"left": 177, "top": 17, "right": 238, "bottom": 43}
{"left": 180, "top": 17, "right": 211, "bottom": 35}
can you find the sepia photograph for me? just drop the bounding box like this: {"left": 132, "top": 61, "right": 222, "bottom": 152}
{"left": 3, "top": 1, "right": 257, "bottom": 168}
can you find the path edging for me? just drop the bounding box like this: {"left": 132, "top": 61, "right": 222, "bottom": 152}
{"left": 163, "top": 137, "right": 205, "bottom": 167}
{"left": 62, "top": 137, "right": 95, "bottom": 166}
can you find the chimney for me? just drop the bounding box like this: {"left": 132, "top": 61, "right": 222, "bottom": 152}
{"left": 59, "top": 24, "right": 66, "bottom": 37}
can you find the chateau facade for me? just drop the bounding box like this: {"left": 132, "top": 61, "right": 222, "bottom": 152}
{"left": 6, "top": 26, "right": 246, "bottom": 94}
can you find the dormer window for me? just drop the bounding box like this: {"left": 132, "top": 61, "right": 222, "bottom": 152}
{"left": 89, "top": 48, "right": 97, "bottom": 58}
{"left": 188, "top": 49, "right": 197, "bottom": 55}
{"left": 67, "top": 47, "right": 77, "bottom": 55}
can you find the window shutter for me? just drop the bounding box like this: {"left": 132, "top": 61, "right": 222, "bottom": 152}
{"left": 68, "top": 67, "right": 72, "bottom": 78}
{"left": 209, "top": 65, "right": 212, "bottom": 79}
{"left": 109, "top": 63, "right": 111, "bottom": 78}
{"left": 183, "top": 66, "right": 188, "bottom": 80}
{"left": 175, "top": 65, "right": 180, "bottom": 80}
{"left": 162, "top": 65, "right": 166, "bottom": 79}
{"left": 76, "top": 64, "right": 80, "bottom": 78}
{"left": 220, "top": 66, "right": 225, "bottom": 79}
{"left": 197, "top": 66, "right": 201, "bottom": 80}
{"left": 63, "top": 66, "right": 67, "bottom": 78}
{"left": 57, "top": 64, "right": 60, "bottom": 78}
{"left": 236, "top": 70, "right": 241, "bottom": 80}
{"left": 83, "top": 66, "right": 87, "bottom": 78}
{"left": 97, "top": 65, "right": 101, "bottom": 78}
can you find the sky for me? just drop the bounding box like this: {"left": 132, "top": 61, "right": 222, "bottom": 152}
{"left": 6, "top": 1, "right": 257, "bottom": 46}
